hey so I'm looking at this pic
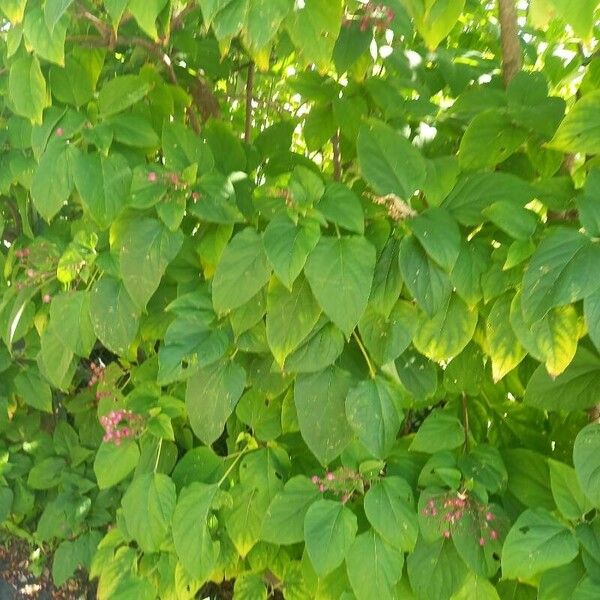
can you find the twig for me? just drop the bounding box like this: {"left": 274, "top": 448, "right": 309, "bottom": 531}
{"left": 461, "top": 393, "right": 470, "bottom": 453}
{"left": 332, "top": 131, "right": 341, "bottom": 181}
{"left": 244, "top": 62, "right": 255, "bottom": 144}
{"left": 497, "top": 0, "right": 522, "bottom": 86}
{"left": 352, "top": 331, "right": 376, "bottom": 379}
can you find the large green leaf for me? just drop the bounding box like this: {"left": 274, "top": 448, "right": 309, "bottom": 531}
{"left": 266, "top": 275, "right": 321, "bottom": 367}
{"left": 118, "top": 218, "right": 183, "bottom": 310}
{"left": 304, "top": 499, "right": 357, "bottom": 577}
{"left": 14, "top": 369, "right": 52, "bottom": 413}
{"left": 502, "top": 509, "right": 578, "bottom": 579}
{"left": 304, "top": 236, "right": 376, "bottom": 338}
{"left": 399, "top": 235, "right": 452, "bottom": 316}
{"left": 450, "top": 572, "right": 501, "bottom": 600}
{"left": 548, "top": 459, "right": 592, "bottom": 520}
{"left": 410, "top": 411, "right": 465, "bottom": 454}
{"left": 413, "top": 295, "right": 478, "bottom": 362}
{"left": 584, "top": 289, "right": 600, "bottom": 352}
{"left": 486, "top": 295, "right": 526, "bottom": 382}
{"left": 285, "top": 0, "right": 343, "bottom": 70}
{"left": 574, "top": 423, "right": 600, "bottom": 507}
{"left": 121, "top": 473, "right": 176, "bottom": 553}
{"left": 172, "top": 483, "right": 220, "bottom": 580}
{"left": 357, "top": 120, "right": 426, "bottom": 200}
{"left": 94, "top": 440, "right": 140, "bottom": 489}
{"left": 364, "top": 477, "right": 418, "bottom": 552}
{"left": 261, "top": 475, "right": 320, "bottom": 545}
{"left": 47, "top": 291, "right": 95, "bottom": 356}
{"left": 9, "top": 55, "right": 47, "bottom": 124}
{"left": 185, "top": 358, "right": 246, "bottom": 445}
{"left": 550, "top": 90, "right": 600, "bottom": 153}
{"left": 72, "top": 152, "right": 132, "bottom": 229}
{"left": 521, "top": 229, "right": 600, "bottom": 323}
{"left": 408, "top": 207, "right": 461, "bottom": 272}
{"left": 345, "top": 377, "right": 403, "bottom": 460}
{"left": 524, "top": 348, "right": 600, "bottom": 411}
{"left": 346, "top": 529, "right": 404, "bottom": 600}
{"left": 404, "top": 0, "right": 466, "bottom": 50}
{"left": 358, "top": 301, "right": 417, "bottom": 366}
{"left": 294, "top": 367, "right": 354, "bottom": 465}
{"left": 262, "top": 214, "right": 321, "bottom": 291}
{"left": 244, "top": 0, "right": 293, "bottom": 56}
{"left": 98, "top": 75, "right": 151, "bottom": 116}
{"left": 212, "top": 228, "right": 272, "bottom": 314}
{"left": 89, "top": 277, "right": 140, "bottom": 356}
{"left": 128, "top": 0, "right": 168, "bottom": 39}
{"left": 31, "top": 139, "right": 75, "bottom": 221}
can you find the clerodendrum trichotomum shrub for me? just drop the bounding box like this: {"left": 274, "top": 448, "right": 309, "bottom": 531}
{"left": 2, "top": 0, "right": 600, "bottom": 598}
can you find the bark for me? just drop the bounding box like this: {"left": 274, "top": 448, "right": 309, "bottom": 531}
{"left": 498, "top": 0, "right": 522, "bottom": 86}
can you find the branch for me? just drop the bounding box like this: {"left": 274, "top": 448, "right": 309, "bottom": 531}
{"left": 244, "top": 62, "right": 255, "bottom": 144}
{"left": 497, "top": 0, "right": 522, "bottom": 86}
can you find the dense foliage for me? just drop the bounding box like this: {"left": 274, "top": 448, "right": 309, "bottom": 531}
{"left": 2, "top": 0, "right": 600, "bottom": 597}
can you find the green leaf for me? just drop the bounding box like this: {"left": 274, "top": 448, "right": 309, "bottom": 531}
{"left": 263, "top": 214, "right": 321, "bottom": 290}
{"left": 395, "top": 349, "right": 438, "bottom": 403}
{"left": 119, "top": 218, "right": 183, "bottom": 310}
{"left": 399, "top": 235, "right": 452, "bottom": 316}
{"left": 364, "top": 477, "right": 418, "bottom": 552}
{"left": 358, "top": 301, "right": 417, "bottom": 366}
{"left": 266, "top": 275, "right": 322, "bottom": 367}
{"left": 0, "top": 0, "right": 27, "bottom": 23}
{"left": 317, "top": 183, "right": 364, "bottom": 234}
{"left": 128, "top": 0, "right": 168, "bottom": 39}
{"left": 584, "top": 289, "right": 600, "bottom": 352}
{"left": 550, "top": 91, "right": 600, "bottom": 154}
{"left": 357, "top": 120, "right": 426, "bottom": 200}
{"left": 408, "top": 208, "right": 461, "bottom": 272}
{"left": 14, "top": 369, "right": 52, "bottom": 412}
{"left": 213, "top": 228, "right": 272, "bottom": 314}
{"left": 531, "top": 305, "right": 579, "bottom": 377}
{"left": 89, "top": 277, "right": 140, "bottom": 356}
{"left": 413, "top": 295, "right": 478, "bottom": 363}
{"left": 0, "top": 487, "right": 13, "bottom": 523}
{"left": 233, "top": 572, "right": 268, "bottom": 600}
{"left": 524, "top": 348, "right": 600, "bottom": 411}
{"left": 244, "top": 0, "right": 293, "bottom": 56}
{"left": 294, "top": 367, "right": 354, "bottom": 465}
{"left": 405, "top": 0, "right": 466, "bottom": 50}
{"left": 304, "top": 236, "right": 375, "bottom": 338}
{"left": 23, "top": 8, "right": 67, "bottom": 66}
{"left": 459, "top": 110, "right": 526, "bottom": 171}
{"left": 48, "top": 291, "right": 95, "bottom": 356}
{"left": 486, "top": 295, "right": 526, "bottom": 382}
{"left": 346, "top": 529, "right": 404, "bottom": 600}
{"left": 285, "top": 0, "right": 343, "bottom": 70}
{"left": 369, "top": 237, "right": 404, "bottom": 318}
{"left": 407, "top": 537, "right": 468, "bottom": 600}
{"left": 482, "top": 201, "right": 538, "bottom": 241}
{"left": 261, "top": 475, "right": 320, "bottom": 545}
{"left": 289, "top": 165, "right": 324, "bottom": 206}
{"left": 72, "top": 152, "right": 132, "bottom": 229}
{"left": 501, "top": 508, "right": 578, "bottom": 580}
{"left": 450, "top": 572, "right": 501, "bottom": 600}
{"left": 45, "top": 0, "right": 74, "bottom": 31}
{"left": 548, "top": 459, "right": 592, "bottom": 520}
{"left": 98, "top": 75, "right": 151, "bottom": 116}
{"left": 345, "top": 377, "right": 403, "bottom": 460}
{"left": 304, "top": 499, "right": 357, "bottom": 577}
{"left": 52, "top": 532, "right": 101, "bottom": 587}
{"left": 410, "top": 412, "right": 465, "bottom": 454}
{"left": 442, "top": 173, "right": 534, "bottom": 227}
{"left": 538, "top": 561, "right": 586, "bottom": 600}
{"left": 30, "top": 139, "right": 75, "bottom": 221}
{"left": 574, "top": 423, "right": 600, "bottom": 507}
{"left": 185, "top": 359, "right": 246, "bottom": 445}
{"left": 9, "top": 55, "right": 47, "bottom": 124}
{"left": 521, "top": 229, "right": 600, "bottom": 323}
{"left": 122, "top": 473, "right": 176, "bottom": 553}
{"left": 172, "top": 483, "right": 220, "bottom": 580}
{"left": 94, "top": 440, "right": 140, "bottom": 489}
{"left": 285, "top": 318, "right": 345, "bottom": 374}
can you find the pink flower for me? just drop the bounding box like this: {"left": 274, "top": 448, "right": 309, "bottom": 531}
{"left": 42, "top": 294, "right": 51, "bottom": 304}
{"left": 318, "top": 484, "right": 325, "bottom": 493}
{"left": 326, "top": 472, "right": 335, "bottom": 481}
{"left": 479, "top": 537, "right": 485, "bottom": 546}
{"left": 490, "top": 530, "right": 498, "bottom": 540}
{"left": 311, "top": 475, "right": 319, "bottom": 484}
{"left": 147, "top": 171, "right": 157, "bottom": 182}
{"left": 486, "top": 512, "right": 495, "bottom": 522}
{"left": 443, "top": 530, "right": 451, "bottom": 539}
{"left": 55, "top": 127, "right": 64, "bottom": 137}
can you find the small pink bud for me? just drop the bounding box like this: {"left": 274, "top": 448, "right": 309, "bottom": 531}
{"left": 490, "top": 530, "right": 498, "bottom": 540}
{"left": 311, "top": 475, "right": 319, "bottom": 484}
{"left": 27, "top": 269, "right": 35, "bottom": 278}
{"left": 479, "top": 537, "right": 485, "bottom": 546}
{"left": 486, "top": 512, "right": 495, "bottom": 522}
{"left": 443, "top": 530, "right": 450, "bottom": 539}
{"left": 318, "top": 484, "right": 325, "bottom": 493}
{"left": 147, "top": 171, "right": 157, "bottom": 182}
{"left": 42, "top": 294, "right": 51, "bottom": 304}
{"left": 55, "top": 127, "right": 64, "bottom": 137}
{"left": 326, "top": 472, "right": 335, "bottom": 481}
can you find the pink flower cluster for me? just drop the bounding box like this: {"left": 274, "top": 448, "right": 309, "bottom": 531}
{"left": 357, "top": 3, "right": 395, "bottom": 31}
{"left": 422, "top": 493, "right": 499, "bottom": 545}
{"left": 311, "top": 469, "right": 366, "bottom": 504}
{"left": 100, "top": 409, "right": 143, "bottom": 445}
{"left": 88, "top": 361, "right": 105, "bottom": 388}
